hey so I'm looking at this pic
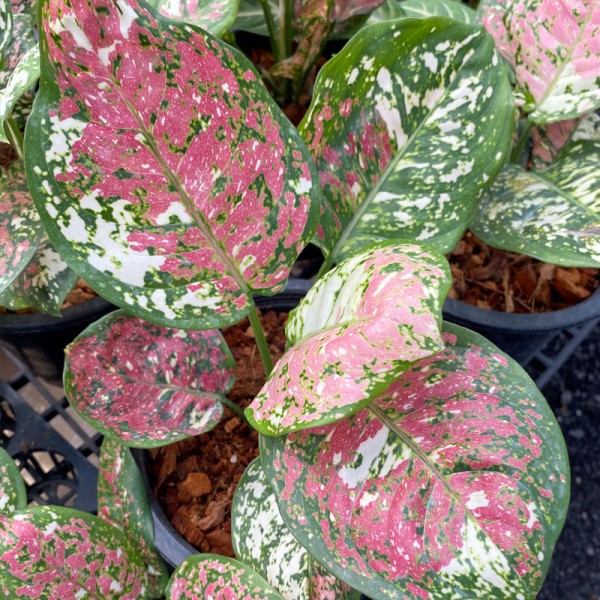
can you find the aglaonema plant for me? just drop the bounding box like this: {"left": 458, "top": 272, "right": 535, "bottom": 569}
{"left": 0, "top": 0, "right": 577, "bottom": 597}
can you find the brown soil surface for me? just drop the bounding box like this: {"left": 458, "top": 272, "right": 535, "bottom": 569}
{"left": 448, "top": 231, "right": 600, "bottom": 313}
{"left": 147, "top": 309, "right": 288, "bottom": 556}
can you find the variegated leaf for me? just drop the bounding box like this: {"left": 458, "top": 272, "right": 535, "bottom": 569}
{"left": 531, "top": 111, "right": 600, "bottom": 166}
{"left": 26, "top": 0, "right": 319, "bottom": 330}
{"left": 504, "top": 0, "right": 600, "bottom": 123}
{"left": 0, "top": 448, "right": 26, "bottom": 515}
{"left": 261, "top": 323, "right": 570, "bottom": 599}
{"left": 64, "top": 310, "right": 236, "bottom": 447}
{"left": 0, "top": 506, "right": 149, "bottom": 598}
{"left": 246, "top": 243, "right": 451, "bottom": 436}
{"left": 0, "top": 161, "right": 43, "bottom": 294}
{"left": 166, "top": 554, "right": 284, "bottom": 599}
{"left": 98, "top": 437, "right": 169, "bottom": 599}
{"left": 0, "top": 236, "right": 78, "bottom": 314}
{"left": 150, "top": 0, "right": 240, "bottom": 36}
{"left": 0, "top": 45, "right": 38, "bottom": 143}
{"left": 0, "top": 0, "right": 12, "bottom": 59}
{"left": 472, "top": 140, "right": 600, "bottom": 267}
{"left": 368, "top": 0, "right": 475, "bottom": 26}
{"left": 476, "top": 0, "right": 511, "bottom": 58}
{"left": 299, "top": 17, "right": 513, "bottom": 262}
{"left": 232, "top": 458, "right": 360, "bottom": 600}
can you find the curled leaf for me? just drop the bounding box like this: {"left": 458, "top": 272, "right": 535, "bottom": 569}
{"left": 261, "top": 324, "right": 570, "bottom": 599}
{"left": 64, "top": 310, "right": 236, "bottom": 447}
{"left": 153, "top": 0, "right": 240, "bottom": 36}
{"left": 246, "top": 243, "right": 451, "bottom": 436}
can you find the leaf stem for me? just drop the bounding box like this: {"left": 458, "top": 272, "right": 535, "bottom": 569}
{"left": 219, "top": 396, "right": 248, "bottom": 420}
{"left": 4, "top": 116, "right": 24, "bottom": 161}
{"left": 510, "top": 118, "right": 533, "bottom": 164}
{"left": 248, "top": 306, "right": 274, "bottom": 377}
{"left": 259, "top": 0, "right": 282, "bottom": 62}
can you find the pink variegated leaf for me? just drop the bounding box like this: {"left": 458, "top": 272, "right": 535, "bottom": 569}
{"left": 98, "top": 438, "right": 169, "bottom": 599}
{"left": 261, "top": 323, "right": 570, "bottom": 599}
{"left": 0, "top": 161, "right": 43, "bottom": 294}
{"left": 26, "top": 0, "right": 319, "bottom": 330}
{"left": 0, "top": 506, "right": 148, "bottom": 598}
{"left": 477, "top": 0, "right": 512, "bottom": 58}
{"left": 166, "top": 554, "right": 284, "bottom": 599}
{"left": 153, "top": 0, "right": 240, "bottom": 36}
{"left": 246, "top": 243, "right": 451, "bottom": 436}
{"left": 531, "top": 111, "right": 600, "bottom": 166}
{"left": 0, "top": 236, "right": 78, "bottom": 315}
{"left": 64, "top": 310, "right": 236, "bottom": 447}
{"left": 0, "top": 448, "right": 26, "bottom": 515}
{"left": 504, "top": 0, "right": 600, "bottom": 123}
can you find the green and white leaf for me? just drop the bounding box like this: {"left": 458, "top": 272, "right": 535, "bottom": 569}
{"left": 0, "top": 236, "right": 78, "bottom": 315}
{"left": 300, "top": 17, "right": 513, "bottom": 262}
{"left": 166, "top": 554, "right": 284, "bottom": 599}
{"left": 0, "top": 448, "right": 26, "bottom": 515}
{"left": 98, "top": 437, "right": 169, "bottom": 599}
{"left": 232, "top": 458, "right": 360, "bottom": 600}
{"left": 472, "top": 140, "right": 600, "bottom": 267}
{"left": 368, "top": 0, "right": 475, "bottom": 26}
{"left": 0, "top": 161, "right": 43, "bottom": 295}
{"left": 0, "top": 45, "right": 39, "bottom": 143}
{"left": 148, "top": 0, "right": 240, "bottom": 37}
{"left": 0, "top": 506, "right": 149, "bottom": 598}
{"left": 246, "top": 242, "right": 451, "bottom": 436}
{"left": 0, "top": 0, "right": 12, "bottom": 59}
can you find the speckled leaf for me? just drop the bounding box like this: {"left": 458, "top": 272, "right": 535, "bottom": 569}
{"left": 0, "top": 45, "right": 38, "bottom": 143}
{"left": 246, "top": 243, "right": 451, "bottom": 436}
{"left": 0, "top": 236, "right": 78, "bottom": 315}
{"left": 26, "top": 0, "right": 319, "bottom": 331}
{"left": 64, "top": 310, "right": 236, "bottom": 447}
{"left": 0, "top": 448, "right": 26, "bottom": 515}
{"left": 300, "top": 17, "right": 513, "bottom": 262}
{"left": 166, "top": 554, "right": 284, "bottom": 599}
{"left": 232, "top": 458, "right": 360, "bottom": 600}
{"left": 369, "top": 0, "right": 475, "bottom": 26}
{"left": 472, "top": 140, "right": 600, "bottom": 267}
{"left": 261, "top": 323, "right": 570, "bottom": 599}
{"left": 0, "top": 0, "right": 12, "bottom": 59}
{"left": 503, "top": 0, "right": 600, "bottom": 123}
{"left": 0, "top": 506, "right": 149, "bottom": 598}
{"left": 531, "top": 111, "right": 600, "bottom": 166}
{"left": 98, "top": 437, "right": 169, "bottom": 599}
{"left": 0, "top": 161, "right": 43, "bottom": 294}
{"left": 151, "top": 0, "right": 240, "bottom": 36}
{"left": 476, "top": 0, "right": 511, "bottom": 58}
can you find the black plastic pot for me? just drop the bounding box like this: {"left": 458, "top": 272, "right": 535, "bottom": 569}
{"left": 443, "top": 286, "right": 600, "bottom": 365}
{"left": 135, "top": 279, "right": 312, "bottom": 569}
{"left": 0, "top": 296, "right": 115, "bottom": 385}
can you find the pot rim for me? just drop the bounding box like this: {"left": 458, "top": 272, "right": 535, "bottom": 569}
{"left": 443, "top": 284, "right": 600, "bottom": 335}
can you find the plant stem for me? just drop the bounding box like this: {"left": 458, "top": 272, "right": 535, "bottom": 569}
{"left": 510, "top": 119, "right": 533, "bottom": 164}
{"left": 219, "top": 396, "right": 248, "bottom": 420}
{"left": 4, "top": 116, "right": 24, "bottom": 161}
{"left": 259, "top": 0, "right": 282, "bottom": 62}
{"left": 248, "top": 306, "right": 274, "bottom": 377}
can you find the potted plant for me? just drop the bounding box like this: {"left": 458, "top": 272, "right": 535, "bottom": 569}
{"left": 0, "top": 0, "right": 580, "bottom": 596}
{"left": 440, "top": 0, "right": 600, "bottom": 363}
